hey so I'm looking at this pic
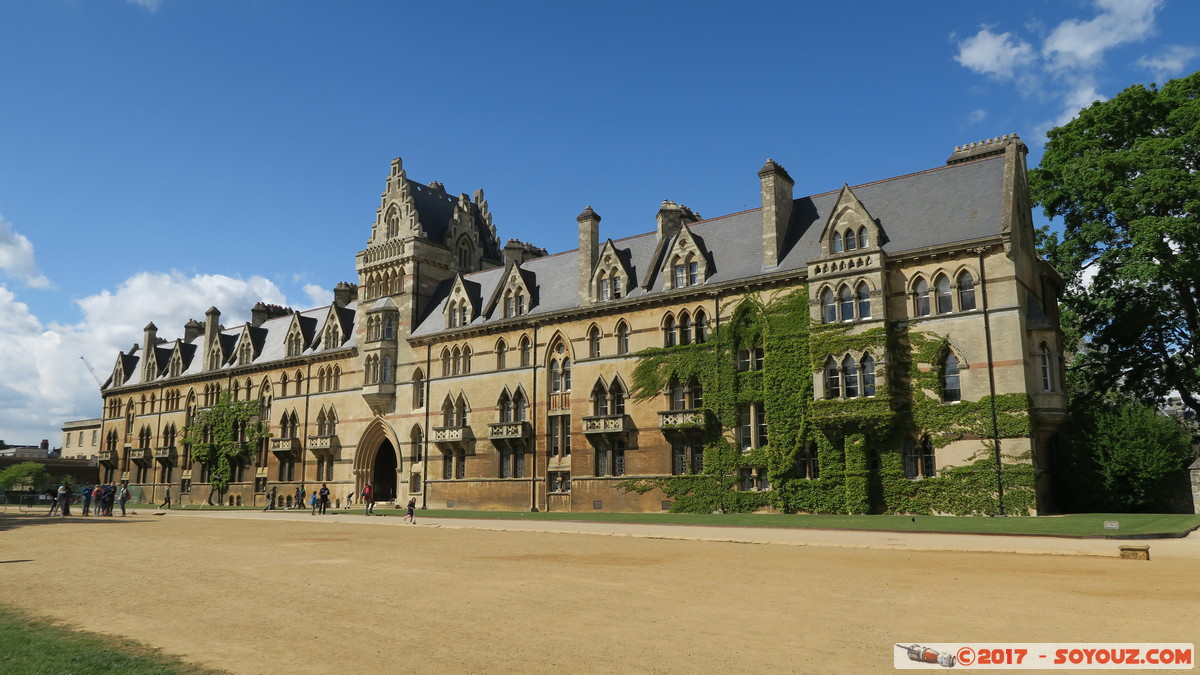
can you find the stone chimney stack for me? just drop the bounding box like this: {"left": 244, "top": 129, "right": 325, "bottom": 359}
{"left": 656, "top": 200, "right": 684, "bottom": 241}
{"left": 503, "top": 240, "right": 549, "bottom": 266}
{"left": 183, "top": 319, "right": 203, "bottom": 343}
{"left": 333, "top": 281, "right": 356, "bottom": 307}
{"left": 142, "top": 322, "right": 158, "bottom": 379}
{"left": 251, "top": 302, "right": 269, "bottom": 328}
{"left": 577, "top": 206, "right": 601, "bottom": 304}
{"left": 204, "top": 306, "right": 221, "bottom": 364}
{"left": 759, "top": 158, "right": 795, "bottom": 268}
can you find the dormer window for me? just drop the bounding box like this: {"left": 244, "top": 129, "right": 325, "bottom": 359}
{"left": 238, "top": 342, "right": 253, "bottom": 366}
{"left": 286, "top": 333, "right": 302, "bottom": 358}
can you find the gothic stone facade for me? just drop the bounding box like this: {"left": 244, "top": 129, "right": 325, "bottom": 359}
{"left": 97, "top": 135, "right": 1067, "bottom": 513}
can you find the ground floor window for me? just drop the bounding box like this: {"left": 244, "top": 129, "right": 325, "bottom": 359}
{"left": 739, "top": 467, "right": 770, "bottom": 491}
{"left": 549, "top": 471, "right": 571, "bottom": 493}
{"left": 135, "top": 462, "right": 150, "bottom": 484}
{"left": 594, "top": 439, "right": 626, "bottom": 477}
{"left": 455, "top": 450, "right": 466, "bottom": 479}
{"left": 670, "top": 438, "right": 704, "bottom": 475}
{"left": 904, "top": 437, "right": 936, "bottom": 479}
{"left": 157, "top": 462, "right": 172, "bottom": 484}
{"left": 499, "top": 446, "right": 527, "bottom": 478}
{"left": 443, "top": 453, "right": 452, "bottom": 480}
{"left": 409, "top": 473, "right": 422, "bottom": 493}
{"left": 180, "top": 478, "right": 191, "bottom": 494}
{"left": 254, "top": 477, "right": 267, "bottom": 493}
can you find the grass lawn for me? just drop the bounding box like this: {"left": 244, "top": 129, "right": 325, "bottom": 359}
{"left": 0, "top": 604, "right": 222, "bottom": 675}
{"left": 402, "top": 508, "right": 1200, "bottom": 537}
{"left": 121, "top": 501, "right": 1200, "bottom": 537}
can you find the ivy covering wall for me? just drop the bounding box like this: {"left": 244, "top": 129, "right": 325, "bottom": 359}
{"left": 621, "top": 287, "right": 1037, "bottom": 515}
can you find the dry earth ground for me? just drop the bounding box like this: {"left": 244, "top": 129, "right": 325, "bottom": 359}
{"left": 1, "top": 513, "right": 1197, "bottom": 674}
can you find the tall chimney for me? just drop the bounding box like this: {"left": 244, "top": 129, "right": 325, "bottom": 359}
{"left": 333, "top": 281, "right": 356, "bottom": 307}
{"left": 759, "top": 159, "right": 795, "bottom": 267}
{"left": 577, "top": 206, "right": 600, "bottom": 304}
{"left": 183, "top": 319, "right": 203, "bottom": 343}
{"left": 204, "top": 307, "right": 221, "bottom": 370}
{"left": 656, "top": 200, "right": 683, "bottom": 241}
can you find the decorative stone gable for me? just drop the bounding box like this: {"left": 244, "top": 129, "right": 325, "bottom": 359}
{"left": 590, "top": 240, "right": 633, "bottom": 303}
{"left": 370, "top": 157, "right": 423, "bottom": 246}
{"left": 487, "top": 264, "right": 534, "bottom": 320}
{"left": 660, "top": 225, "right": 710, "bottom": 291}
{"left": 444, "top": 275, "right": 482, "bottom": 329}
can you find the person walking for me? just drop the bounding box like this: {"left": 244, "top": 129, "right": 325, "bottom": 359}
{"left": 159, "top": 486, "right": 171, "bottom": 510}
{"left": 57, "top": 483, "right": 71, "bottom": 517}
{"left": 118, "top": 484, "right": 131, "bottom": 516}
{"left": 318, "top": 483, "right": 330, "bottom": 515}
{"left": 263, "top": 485, "right": 277, "bottom": 511}
{"left": 404, "top": 497, "right": 416, "bottom": 524}
{"left": 294, "top": 487, "right": 305, "bottom": 510}
{"left": 361, "top": 483, "right": 374, "bottom": 516}
{"left": 47, "top": 488, "right": 60, "bottom": 516}
{"left": 92, "top": 485, "right": 104, "bottom": 516}
{"left": 80, "top": 485, "right": 92, "bottom": 516}
{"left": 310, "top": 489, "right": 318, "bottom": 515}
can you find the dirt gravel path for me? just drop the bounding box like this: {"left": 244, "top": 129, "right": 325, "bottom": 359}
{"left": 2, "top": 512, "right": 1196, "bottom": 674}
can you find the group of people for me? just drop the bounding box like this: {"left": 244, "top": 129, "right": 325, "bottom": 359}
{"left": 253, "top": 482, "right": 415, "bottom": 522}
{"left": 49, "top": 482, "right": 131, "bottom": 518}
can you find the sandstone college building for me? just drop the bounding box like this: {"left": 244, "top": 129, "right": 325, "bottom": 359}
{"left": 96, "top": 134, "right": 1067, "bottom": 515}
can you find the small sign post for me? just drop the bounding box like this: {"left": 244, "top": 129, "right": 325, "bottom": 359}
{"left": 1103, "top": 520, "right": 1119, "bottom": 531}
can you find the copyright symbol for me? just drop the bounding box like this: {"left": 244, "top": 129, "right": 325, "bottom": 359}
{"left": 957, "top": 647, "right": 975, "bottom": 666}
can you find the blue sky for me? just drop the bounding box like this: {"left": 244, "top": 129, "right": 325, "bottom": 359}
{"left": 0, "top": 0, "right": 1196, "bottom": 445}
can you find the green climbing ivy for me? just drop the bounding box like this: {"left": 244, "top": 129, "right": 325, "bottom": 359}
{"left": 621, "top": 287, "right": 1037, "bottom": 516}
{"left": 182, "top": 393, "right": 270, "bottom": 504}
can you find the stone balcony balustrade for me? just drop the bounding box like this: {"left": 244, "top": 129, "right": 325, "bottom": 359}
{"left": 657, "top": 409, "right": 706, "bottom": 429}
{"left": 271, "top": 437, "right": 301, "bottom": 453}
{"left": 582, "top": 414, "right": 628, "bottom": 435}
{"left": 488, "top": 421, "right": 532, "bottom": 441}
{"left": 432, "top": 425, "right": 472, "bottom": 444}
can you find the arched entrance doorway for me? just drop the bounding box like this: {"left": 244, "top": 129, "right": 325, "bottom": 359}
{"left": 372, "top": 439, "right": 398, "bottom": 502}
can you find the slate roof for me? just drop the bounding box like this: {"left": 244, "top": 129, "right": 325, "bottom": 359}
{"left": 411, "top": 154, "right": 1008, "bottom": 337}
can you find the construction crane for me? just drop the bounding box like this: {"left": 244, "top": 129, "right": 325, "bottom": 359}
{"left": 80, "top": 356, "right": 104, "bottom": 388}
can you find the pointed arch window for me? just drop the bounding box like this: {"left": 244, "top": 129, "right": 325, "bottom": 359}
{"left": 957, "top": 271, "right": 976, "bottom": 311}
{"left": 861, "top": 355, "right": 876, "bottom": 397}
{"left": 499, "top": 391, "right": 514, "bottom": 423}
{"left": 821, "top": 288, "right": 836, "bottom": 324}
{"left": 519, "top": 336, "right": 532, "bottom": 367}
{"left": 611, "top": 380, "right": 627, "bottom": 415}
{"left": 503, "top": 291, "right": 514, "bottom": 318}
{"left": 593, "top": 382, "right": 609, "bottom": 416}
{"left": 496, "top": 339, "right": 507, "bottom": 370}
{"left": 838, "top": 285, "right": 854, "bottom": 322}
{"left": 441, "top": 348, "right": 452, "bottom": 377}
{"left": 588, "top": 326, "right": 601, "bottom": 358}
{"left": 513, "top": 389, "right": 528, "bottom": 421}
{"left": 856, "top": 283, "right": 871, "bottom": 320}
{"left": 616, "top": 322, "right": 630, "bottom": 355}
{"left": 842, "top": 355, "right": 859, "bottom": 398}
{"left": 412, "top": 369, "right": 425, "bottom": 409}
{"left": 942, "top": 354, "right": 961, "bottom": 402}
{"left": 858, "top": 226, "right": 869, "bottom": 248}
{"left": 462, "top": 345, "right": 472, "bottom": 374}
{"left": 844, "top": 229, "right": 856, "bottom": 251}
{"left": 1040, "top": 343, "right": 1055, "bottom": 392}
{"left": 824, "top": 356, "right": 840, "bottom": 399}
{"left": 831, "top": 232, "right": 843, "bottom": 254}
{"left": 663, "top": 314, "right": 677, "bottom": 347}
{"left": 935, "top": 274, "right": 952, "bottom": 314}
{"left": 679, "top": 312, "right": 692, "bottom": 345}
{"left": 914, "top": 278, "right": 930, "bottom": 317}
{"left": 694, "top": 310, "right": 708, "bottom": 343}
{"left": 598, "top": 271, "right": 610, "bottom": 301}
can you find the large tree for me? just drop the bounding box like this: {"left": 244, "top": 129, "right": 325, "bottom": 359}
{"left": 1031, "top": 71, "right": 1200, "bottom": 413}
{"left": 0, "top": 462, "right": 51, "bottom": 491}
{"left": 182, "top": 393, "right": 270, "bottom": 505}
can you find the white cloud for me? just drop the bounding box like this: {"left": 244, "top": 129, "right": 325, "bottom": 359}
{"left": 303, "top": 283, "right": 333, "bottom": 307}
{"left": 1136, "top": 44, "right": 1199, "bottom": 83}
{"left": 0, "top": 213, "right": 52, "bottom": 289}
{"left": 1042, "top": 0, "right": 1161, "bottom": 72}
{"left": 0, "top": 272, "right": 288, "bottom": 446}
{"left": 968, "top": 109, "right": 988, "bottom": 124}
{"left": 954, "top": 0, "right": 1168, "bottom": 138}
{"left": 955, "top": 29, "right": 1035, "bottom": 80}
{"left": 126, "top": 0, "right": 163, "bottom": 12}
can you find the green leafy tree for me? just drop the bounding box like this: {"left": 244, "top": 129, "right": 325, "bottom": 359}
{"left": 1030, "top": 71, "right": 1200, "bottom": 413}
{"left": 1059, "top": 397, "right": 1196, "bottom": 512}
{"left": 0, "top": 462, "right": 51, "bottom": 491}
{"left": 182, "top": 393, "right": 270, "bottom": 505}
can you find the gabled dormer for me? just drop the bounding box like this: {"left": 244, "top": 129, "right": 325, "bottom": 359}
{"left": 320, "top": 304, "right": 353, "bottom": 350}
{"left": 447, "top": 192, "right": 485, "bottom": 273}
{"left": 111, "top": 349, "right": 137, "bottom": 389}
{"left": 820, "top": 185, "right": 882, "bottom": 258}
{"left": 659, "top": 225, "right": 712, "bottom": 291}
{"left": 234, "top": 324, "right": 265, "bottom": 366}
{"left": 591, "top": 240, "right": 634, "bottom": 303}
{"left": 167, "top": 341, "right": 186, "bottom": 378}
{"left": 444, "top": 274, "right": 483, "bottom": 329}
{"left": 282, "top": 312, "right": 310, "bottom": 359}
{"left": 487, "top": 264, "right": 536, "bottom": 320}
